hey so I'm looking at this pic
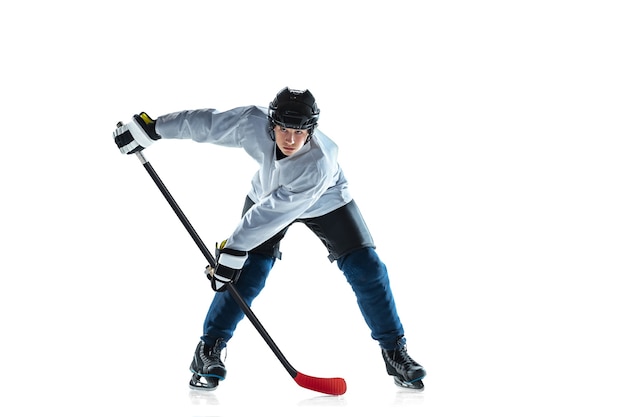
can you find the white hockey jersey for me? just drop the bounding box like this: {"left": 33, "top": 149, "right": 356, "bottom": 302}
{"left": 156, "top": 105, "right": 352, "bottom": 251}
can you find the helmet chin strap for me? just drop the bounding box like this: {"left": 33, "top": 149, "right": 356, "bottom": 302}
{"left": 268, "top": 123, "right": 276, "bottom": 141}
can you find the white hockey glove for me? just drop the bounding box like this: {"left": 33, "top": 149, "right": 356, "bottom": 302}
{"left": 205, "top": 240, "right": 248, "bottom": 292}
{"left": 113, "top": 112, "right": 161, "bottom": 154}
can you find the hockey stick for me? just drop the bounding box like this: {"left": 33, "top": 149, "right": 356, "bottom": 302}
{"left": 124, "top": 142, "right": 347, "bottom": 396}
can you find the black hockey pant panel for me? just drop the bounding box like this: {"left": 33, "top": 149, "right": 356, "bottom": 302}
{"left": 241, "top": 196, "right": 375, "bottom": 262}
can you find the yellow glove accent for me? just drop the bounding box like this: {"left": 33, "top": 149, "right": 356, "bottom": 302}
{"left": 139, "top": 112, "right": 156, "bottom": 125}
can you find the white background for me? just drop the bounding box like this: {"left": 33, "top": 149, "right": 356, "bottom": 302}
{"left": 1, "top": 1, "right": 625, "bottom": 416}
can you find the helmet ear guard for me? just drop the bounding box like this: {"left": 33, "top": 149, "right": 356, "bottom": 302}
{"left": 268, "top": 87, "right": 320, "bottom": 139}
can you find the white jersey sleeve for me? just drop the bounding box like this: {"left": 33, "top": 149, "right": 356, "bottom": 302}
{"left": 154, "top": 105, "right": 352, "bottom": 252}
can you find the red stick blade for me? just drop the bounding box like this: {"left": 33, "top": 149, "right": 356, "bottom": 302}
{"left": 294, "top": 372, "right": 347, "bottom": 396}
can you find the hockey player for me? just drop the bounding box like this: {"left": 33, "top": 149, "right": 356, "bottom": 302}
{"left": 113, "top": 87, "right": 426, "bottom": 391}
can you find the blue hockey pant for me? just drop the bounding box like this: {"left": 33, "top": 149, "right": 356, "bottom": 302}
{"left": 201, "top": 247, "right": 405, "bottom": 350}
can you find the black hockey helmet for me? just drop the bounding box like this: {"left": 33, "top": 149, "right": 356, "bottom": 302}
{"left": 268, "top": 87, "right": 320, "bottom": 131}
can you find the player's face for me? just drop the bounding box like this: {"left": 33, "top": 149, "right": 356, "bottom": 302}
{"left": 274, "top": 126, "right": 308, "bottom": 156}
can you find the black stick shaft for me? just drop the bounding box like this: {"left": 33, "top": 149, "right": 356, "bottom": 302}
{"left": 136, "top": 151, "right": 298, "bottom": 378}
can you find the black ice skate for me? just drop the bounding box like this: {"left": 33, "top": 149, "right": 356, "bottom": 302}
{"left": 189, "top": 339, "right": 227, "bottom": 390}
{"left": 381, "top": 345, "right": 426, "bottom": 390}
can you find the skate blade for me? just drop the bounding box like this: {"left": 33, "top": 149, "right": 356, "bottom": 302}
{"left": 189, "top": 373, "right": 220, "bottom": 391}
{"left": 393, "top": 376, "right": 424, "bottom": 391}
